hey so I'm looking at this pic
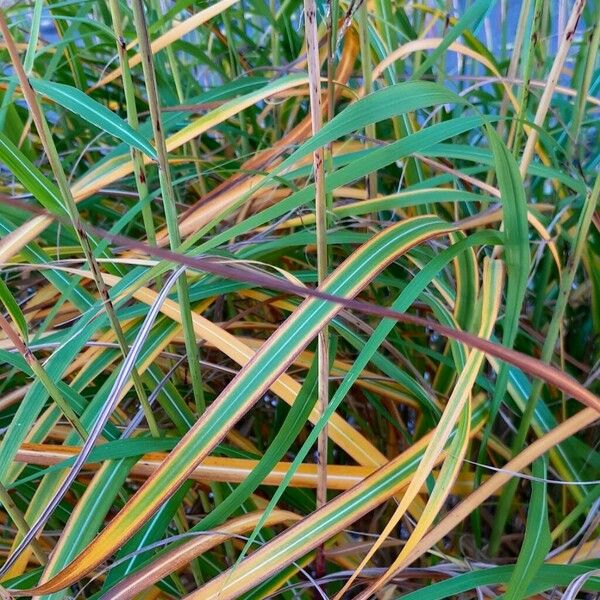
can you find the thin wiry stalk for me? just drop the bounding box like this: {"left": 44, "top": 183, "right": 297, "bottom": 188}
{"left": 303, "top": 0, "right": 329, "bottom": 578}
{"left": 326, "top": 0, "right": 338, "bottom": 121}
{"left": 152, "top": 0, "right": 206, "bottom": 193}
{"left": 222, "top": 9, "right": 251, "bottom": 159}
{"left": 325, "top": 0, "right": 336, "bottom": 270}
{"left": 0, "top": 0, "right": 40, "bottom": 129}
{"left": 270, "top": 0, "right": 281, "bottom": 141}
{"left": 130, "top": 0, "right": 205, "bottom": 413}
{"left": 0, "top": 10, "right": 152, "bottom": 433}
{"left": 122, "top": 354, "right": 187, "bottom": 438}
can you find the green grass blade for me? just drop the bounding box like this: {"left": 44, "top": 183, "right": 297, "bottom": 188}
{"left": 503, "top": 456, "right": 552, "bottom": 600}
{"left": 28, "top": 79, "right": 157, "bottom": 159}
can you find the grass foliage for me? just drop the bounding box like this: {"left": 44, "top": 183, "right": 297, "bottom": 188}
{"left": 0, "top": 0, "right": 599, "bottom": 598}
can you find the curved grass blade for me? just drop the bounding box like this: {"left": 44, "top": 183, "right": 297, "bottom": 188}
{"left": 100, "top": 483, "right": 192, "bottom": 592}
{"left": 173, "top": 408, "right": 597, "bottom": 600}
{"left": 1, "top": 195, "right": 598, "bottom": 415}
{"left": 337, "top": 257, "right": 504, "bottom": 599}
{"left": 0, "top": 131, "right": 66, "bottom": 216}
{"left": 412, "top": 0, "right": 493, "bottom": 79}
{"left": 28, "top": 78, "right": 156, "bottom": 159}
{"left": 0, "top": 5, "right": 598, "bottom": 598}
{"left": 223, "top": 240, "right": 492, "bottom": 575}
{"left": 0, "top": 277, "right": 28, "bottom": 343}
{"left": 14, "top": 442, "right": 490, "bottom": 493}
{"left": 100, "top": 408, "right": 488, "bottom": 600}
{"left": 503, "top": 456, "right": 552, "bottom": 600}
{"left": 397, "top": 562, "right": 600, "bottom": 600}
{"left": 100, "top": 510, "right": 302, "bottom": 600}
{"left": 0, "top": 267, "right": 185, "bottom": 577}
{"left": 401, "top": 409, "right": 598, "bottom": 577}
{"left": 473, "top": 125, "right": 530, "bottom": 538}
{"left": 101, "top": 354, "right": 318, "bottom": 591}
{"left": 0, "top": 86, "right": 476, "bottom": 265}
{"left": 36, "top": 457, "right": 138, "bottom": 599}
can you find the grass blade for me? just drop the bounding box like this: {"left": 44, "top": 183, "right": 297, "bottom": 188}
{"left": 503, "top": 456, "right": 552, "bottom": 600}
{"left": 28, "top": 79, "right": 157, "bottom": 159}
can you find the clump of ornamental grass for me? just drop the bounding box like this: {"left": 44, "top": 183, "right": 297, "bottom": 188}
{"left": 0, "top": 0, "right": 598, "bottom": 599}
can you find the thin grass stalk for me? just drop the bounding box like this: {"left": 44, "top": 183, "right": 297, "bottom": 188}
{"left": 130, "top": 0, "right": 205, "bottom": 413}
{"left": 153, "top": 5, "right": 241, "bottom": 545}
{"left": 518, "top": 0, "right": 585, "bottom": 176}
{"left": 375, "top": 4, "right": 424, "bottom": 194}
{"left": 358, "top": 0, "right": 377, "bottom": 197}
{"left": 494, "top": 0, "right": 530, "bottom": 143}
{"left": 0, "top": 10, "right": 152, "bottom": 431}
{"left": 0, "top": 0, "right": 41, "bottom": 130}
{"left": 142, "top": 0, "right": 206, "bottom": 434}
{"left": 106, "top": 0, "right": 160, "bottom": 438}
{"left": 222, "top": 9, "right": 251, "bottom": 158}
{"left": 303, "top": 0, "right": 329, "bottom": 578}
{"left": 510, "top": 0, "right": 544, "bottom": 156}
{"left": 153, "top": 0, "right": 206, "bottom": 193}
{"left": 107, "top": 0, "right": 157, "bottom": 248}
{"left": 270, "top": 0, "right": 281, "bottom": 141}
{"left": 0, "top": 313, "right": 86, "bottom": 439}
{"left": 324, "top": 1, "right": 336, "bottom": 267}
{"left": 0, "top": 79, "right": 17, "bottom": 132}
{"left": 326, "top": 0, "right": 338, "bottom": 125}
{"left": 0, "top": 481, "right": 46, "bottom": 567}
{"left": 50, "top": 6, "right": 84, "bottom": 89}
{"left": 569, "top": 13, "right": 599, "bottom": 162}
{"left": 161, "top": 23, "right": 184, "bottom": 102}
{"left": 490, "top": 173, "right": 600, "bottom": 553}
{"left": 374, "top": 0, "right": 396, "bottom": 69}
